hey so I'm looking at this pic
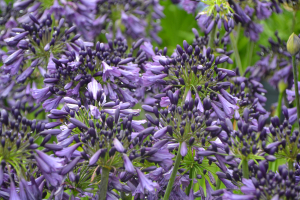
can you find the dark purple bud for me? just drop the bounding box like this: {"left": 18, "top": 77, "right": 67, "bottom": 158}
{"left": 142, "top": 105, "right": 153, "bottom": 112}
{"left": 50, "top": 109, "right": 68, "bottom": 116}
{"left": 282, "top": 106, "right": 289, "bottom": 119}
{"left": 44, "top": 143, "right": 63, "bottom": 151}
{"left": 258, "top": 115, "right": 267, "bottom": 131}
{"left": 4, "top": 49, "right": 23, "bottom": 65}
{"left": 205, "top": 126, "right": 221, "bottom": 132}
{"left": 183, "top": 40, "right": 189, "bottom": 52}
{"left": 133, "top": 38, "right": 144, "bottom": 49}
{"left": 65, "top": 26, "right": 76, "bottom": 35}
{"left": 176, "top": 45, "right": 184, "bottom": 55}
{"left": 29, "top": 13, "right": 40, "bottom": 25}
{"left": 118, "top": 57, "right": 135, "bottom": 65}
{"left": 44, "top": 78, "right": 59, "bottom": 84}
{"left": 40, "top": 134, "right": 51, "bottom": 146}
{"left": 63, "top": 97, "right": 78, "bottom": 105}
{"left": 40, "top": 129, "right": 62, "bottom": 136}
{"left": 45, "top": 122, "right": 62, "bottom": 129}
{"left": 145, "top": 114, "right": 159, "bottom": 126}
{"left": 205, "top": 20, "right": 215, "bottom": 35}
{"left": 89, "top": 149, "right": 101, "bottom": 165}
{"left": 115, "top": 108, "right": 120, "bottom": 124}
{"left": 153, "top": 127, "right": 168, "bottom": 138}
{"left": 197, "top": 151, "right": 215, "bottom": 156}
{"left": 70, "top": 118, "right": 88, "bottom": 130}
{"left": 265, "top": 155, "right": 276, "bottom": 162}
{"left": 203, "top": 98, "right": 211, "bottom": 110}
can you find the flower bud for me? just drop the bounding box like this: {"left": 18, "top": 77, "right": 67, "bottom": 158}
{"left": 287, "top": 33, "right": 300, "bottom": 55}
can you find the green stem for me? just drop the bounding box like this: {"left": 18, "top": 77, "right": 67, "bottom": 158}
{"left": 208, "top": 23, "right": 217, "bottom": 48}
{"left": 216, "top": 178, "right": 221, "bottom": 190}
{"left": 247, "top": 41, "right": 255, "bottom": 67}
{"left": 229, "top": 31, "right": 243, "bottom": 75}
{"left": 288, "top": 160, "right": 294, "bottom": 171}
{"left": 186, "top": 166, "right": 194, "bottom": 195}
{"left": 275, "top": 91, "right": 284, "bottom": 119}
{"left": 163, "top": 143, "right": 182, "bottom": 200}
{"left": 292, "top": 55, "right": 300, "bottom": 128}
{"left": 242, "top": 159, "right": 249, "bottom": 179}
{"left": 99, "top": 167, "right": 110, "bottom": 200}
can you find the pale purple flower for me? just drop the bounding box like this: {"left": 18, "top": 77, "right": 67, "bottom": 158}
{"left": 134, "top": 168, "right": 159, "bottom": 195}
{"left": 142, "top": 70, "right": 167, "bottom": 87}
{"left": 87, "top": 78, "right": 103, "bottom": 101}
{"left": 180, "top": 142, "right": 187, "bottom": 157}
{"left": 102, "top": 61, "right": 121, "bottom": 82}
{"left": 217, "top": 94, "right": 239, "bottom": 117}
{"left": 123, "top": 154, "right": 135, "bottom": 173}
{"left": 42, "top": 96, "right": 63, "bottom": 111}
{"left": 140, "top": 42, "right": 155, "bottom": 57}
{"left": 31, "top": 87, "right": 50, "bottom": 100}
{"left": 113, "top": 138, "right": 125, "bottom": 153}
{"left": 89, "top": 105, "right": 101, "bottom": 119}
{"left": 55, "top": 143, "right": 82, "bottom": 160}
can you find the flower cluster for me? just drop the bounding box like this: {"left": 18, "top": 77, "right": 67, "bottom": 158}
{"left": 1, "top": 0, "right": 300, "bottom": 199}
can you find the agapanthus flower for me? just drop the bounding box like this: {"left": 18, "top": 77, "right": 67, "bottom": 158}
{"left": 46, "top": 91, "right": 161, "bottom": 200}
{"left": 31, "top": 36, "right": 148, "bottom": 109}
{"left": 11, "top": 0, "right": 164, "bottom": 43}
{"left": 141, "top": 39, "right": 238, "bottom": 121}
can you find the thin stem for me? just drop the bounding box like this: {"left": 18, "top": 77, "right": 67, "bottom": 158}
{"left": 288, "top": 160, "right": 294, "bottom": 171}
{"left": 242, "top": 159, "right": 249, "bottom": 179}
{"left": 247, "top": 40, "right": 255, "bottom": 67}
{"left": 292, "top": 55, "right": 300, "bottom": 128}
{"left": 216, "top": 178, "right": 221, "bottom": 190}
{"left": 208, "top": 23, "right": 217, "bottom": 48}
{"left": 163, "top": 143, "right": 182, "bottom": 200}
{"left": 275, "top": 91, "right": 284, "bottom": 119}
{"left": 186, "top": 166, "right": 194, "bottom": 195}
{"left": 229, "top": 31, "right": 243, "bottom": 75}
{"left": 98, "top": 167, "right": 110, "bottom": 200}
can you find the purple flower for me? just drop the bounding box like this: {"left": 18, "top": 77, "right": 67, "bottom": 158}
{"left": 123, "top": 154, "right": 135, "bottom": 173}
{"left": 181, "top": 0, "right": 198, "bottom": 14}
{"left": 255, "top": 0, "right": 272, "bottom": 20}
{"left": 55, "top": 143, "right": 82, "bottom": 160}
{"left": 217, "top": 94, "right": 239, "bottom": 117}
{"left": 87, "top": 78, "right": 103, "bottom": 101}
{"left": 180, "top": 142, "right": 187, "bottom": 156}
{"left": 142, "top": 70, "right": 168, "bottom": 87}
{"left": 134, "top": 168, "right": 159, "bottom": 195}
{"left": 35, "top": 150, "right": 64, "bottom": 171}
{"left": 31, "top": 87, "right": 50, "bottom": 100}
{"left": 90, "top": 105, "right": 101, "bottom": 119}
{"left": 9, "top": 181, "right": 21, "bottom": 200}
{"left": 113, "top": 138, "right": 125, "bottom": 153}
{"left": 42, "top": 96, "right": 63, "bottom": 111}
{"left": 160, "top": 96, "right": 171, "bottom": 107}
{"left": 102, "top": 61, "right": 121, "bottom": 82}
{"left": 140, "top": 42, "right": 155, "bottom": 57}
{"left": 244, "top": 22, "right": 263, "bottom": 42}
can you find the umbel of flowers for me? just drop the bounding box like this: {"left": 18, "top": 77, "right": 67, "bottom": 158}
{"left": 2, "top": 0, "right": 300, "bottom": 199}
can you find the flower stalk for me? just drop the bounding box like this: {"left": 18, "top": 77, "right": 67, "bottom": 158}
{"left": 99, "top": 167, "right": 110, "bottom": 200}
{"left": 292, "top": 55, "right": 300, "bottom": 128}
{"left": 230, "top": 31, "right": 243, "bottom": 75}
{"left": 242, "top": 159, "right": 249, "bottom": 179}
{"left": 163, "top": 143, "right": 182, "bottom": 200}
